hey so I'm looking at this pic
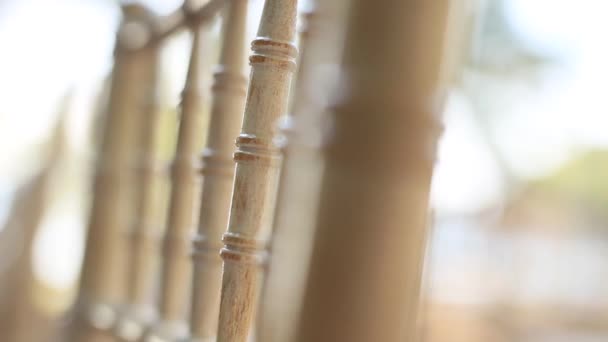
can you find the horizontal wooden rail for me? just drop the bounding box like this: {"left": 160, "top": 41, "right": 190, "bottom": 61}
{"left": 124, "top": 0, "right": 227, "bottom": 49}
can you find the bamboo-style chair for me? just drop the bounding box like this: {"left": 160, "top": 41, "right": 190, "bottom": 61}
{"left": 1, "top": 0, "right": 456, "bottom": 341}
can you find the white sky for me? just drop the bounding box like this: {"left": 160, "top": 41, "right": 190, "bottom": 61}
{"left": 431, "top": 0, "right": 608, "bottom": 214}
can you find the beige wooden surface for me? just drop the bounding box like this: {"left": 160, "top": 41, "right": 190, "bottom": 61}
{"left": 187, "top": 0, "right": 249, "bottom": 341}
{"left": 254, "top": 1, "right": 348, "bottom": 341}
{"left": 215, "top": 0, "right": 298, "bottom": 341}
{"left": 293, "top": 1, "right": 451, "bottom": 341}
{"left": 71, "top": 5, "right": 159, "bottom": 341}
{"left": 115, "top": 21, "right": 163, "bottom": 342}
{"left": 144, "top": 21, "right": 212, "bottom": 342}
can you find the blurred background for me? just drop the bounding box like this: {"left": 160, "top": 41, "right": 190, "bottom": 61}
{"left": 1, "top": 0, "right": 607, "bottom": 341}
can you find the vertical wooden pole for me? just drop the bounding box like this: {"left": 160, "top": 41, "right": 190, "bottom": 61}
{"left": 215, "top": 0, "right": 298, "bottom": 341}
{"left": 2, "top": 105, "right": 69, "bottom": 342}
{"left": 254, "top": 1, "right": 347, "bottom": 341}
{"left": 187, "top": 1, "right": 248, "bottom": 340}
{"left": 115, "top": 22, "right": 163, "bottom": 342}
{"left": 293, "top": 1, "right": 451, "bottom": 341}
{"left": 147, "top": 22, "right": 211, "bottom": 341}
{"left": 71, "top": 5, "right": 156, "bottom": 342}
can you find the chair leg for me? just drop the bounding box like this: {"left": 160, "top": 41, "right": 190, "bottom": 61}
{"left": 70, "top": 5, "right": 159, "bottom": 341}
{"left": 215, "top": 1, "right": 299, "bottom": 341}
{"left": 254, "top": 1, "right": 349, "bottom": 341}
{"left": 187, "top": 0, "right": 250, "bottom": 341}
{"left": 146, "top": 18, "right": 216, "bottom": 342}
{"left": 294, "top": 1, "right": 451, "bottom": 341}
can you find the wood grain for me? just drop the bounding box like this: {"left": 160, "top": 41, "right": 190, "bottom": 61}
{"left": 215, "top": 0, "right": 298, "bottom": 341}
{"left": 254, "top": 1, "right": 348, "bottom": 341}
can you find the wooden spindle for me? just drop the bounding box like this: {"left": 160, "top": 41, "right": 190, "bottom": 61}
{"left": 71, "top": 5, "right": 158, "bottom": 341}
{"left": 115, "top": 12, "right": 163, "bottom": 342}
{"left": 1, "top": 104, "right": 69, "bottom": 342}
{"left": 146, "top": 21, "right": 212, "bottom": 342}
{"left": 293, "top": 1, "right": 451, "bottom": 341}
{"left": 254, "top": 1, "right": 347, "bottom": 341}
{"left": 188, "top": 0, "right": 248, "bottom": 340}
{"left": 215, "top": 1, "right": 298, "bottom": 341}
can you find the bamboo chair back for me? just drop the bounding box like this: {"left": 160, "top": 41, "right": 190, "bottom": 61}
{"left": 0, "top": 1, "right": 457, "bottom": 341}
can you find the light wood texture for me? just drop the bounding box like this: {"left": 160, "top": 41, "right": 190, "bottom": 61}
{"left": 293, "top": 1, "right": 451, "bottom": 342}
{"left": 115, "top": 20, "right": 163, "bottom": 342}
{"left": 254, "top": 1, "right": 347, "bottom": 341}
{"left": 71, "top": 5, "right": 158, "bottom": 341}
{"left": 187, "top": 0, "right": 248, "bottom": 341}
{"left": 146, "top": 23, "right": 212, "bottom": 342}
{"left": 215, "top": 0, "right": 298, "bottom": 341}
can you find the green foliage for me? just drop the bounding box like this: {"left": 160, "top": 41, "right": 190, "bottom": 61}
{"left": 536, "top": 149, "right": 608, "bottom": 208}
